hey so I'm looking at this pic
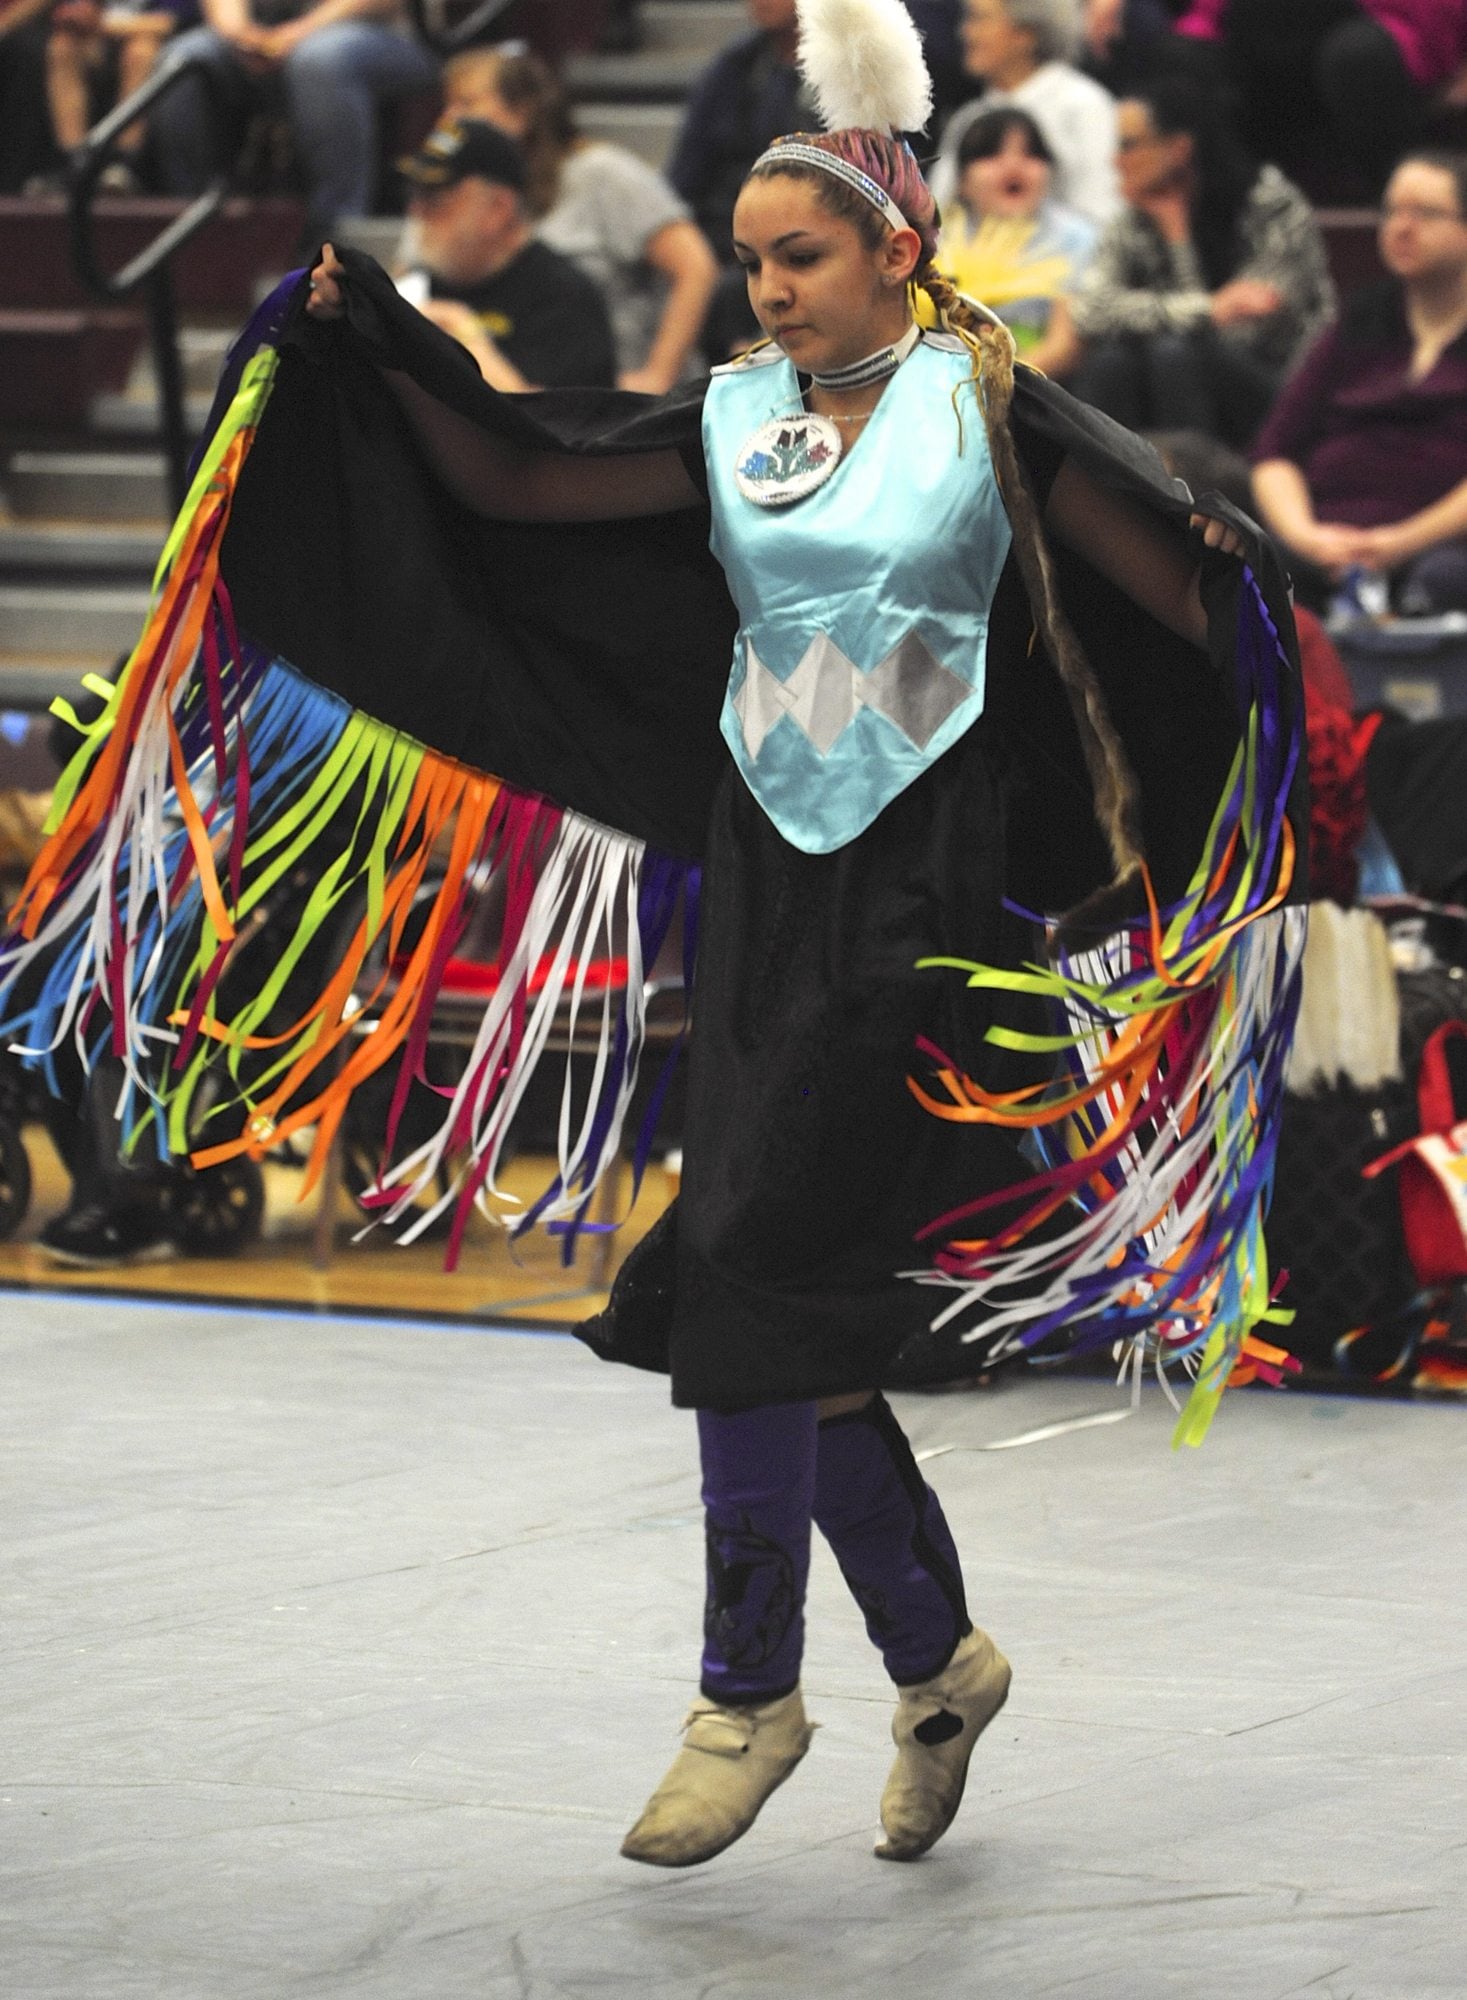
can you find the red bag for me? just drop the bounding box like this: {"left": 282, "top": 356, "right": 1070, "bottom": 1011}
{"left": 1364, "top": 1021, "right": 1467, "bottom": 1288}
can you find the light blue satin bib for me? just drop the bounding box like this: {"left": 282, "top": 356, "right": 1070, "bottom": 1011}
{"left": 704, "top": 333, "right": 1012, "bottom": 855}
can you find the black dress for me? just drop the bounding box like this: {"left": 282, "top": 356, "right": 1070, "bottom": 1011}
{"left": 583, "top": 552, "right": 1067, "bottom": 1405}
{"left": 21, "top": 253, "right": 1299, "bottom": 1412}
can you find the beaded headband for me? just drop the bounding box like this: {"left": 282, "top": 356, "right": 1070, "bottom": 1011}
{"left": 748, "top": 138, "right": 911, "bottom": 235}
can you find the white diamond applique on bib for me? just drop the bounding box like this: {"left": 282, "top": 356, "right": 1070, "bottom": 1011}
{"left": 733, "top": 633, "right": 974, "bottom": 760}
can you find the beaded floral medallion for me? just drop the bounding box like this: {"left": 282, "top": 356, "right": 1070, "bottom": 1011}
{"left": 734, "top": 413, "right": 843, "bottom": 507}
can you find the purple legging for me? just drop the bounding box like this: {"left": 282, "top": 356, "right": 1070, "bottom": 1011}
{"left": 697, "top": 1395, "right": 970, "bottom": 1704}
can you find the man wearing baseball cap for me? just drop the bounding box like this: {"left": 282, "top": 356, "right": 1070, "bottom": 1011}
{"left": 396, "top": 117, "right": 617, "bottom": 392}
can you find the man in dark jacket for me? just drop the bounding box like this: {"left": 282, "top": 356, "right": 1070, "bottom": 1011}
{"left": 667, "top": 0, "right": 814, "bottom": 263}
{"left": 666, "top": 0, "right": 817, "bottom": 358}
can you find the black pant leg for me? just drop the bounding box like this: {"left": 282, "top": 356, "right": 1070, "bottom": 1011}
{"left": 0, "top": 21, "right": 57, "bottom": 190}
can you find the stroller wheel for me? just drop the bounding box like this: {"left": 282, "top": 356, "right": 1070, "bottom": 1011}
{"left": 171, "top": 1156, "right": 266, "bottom": 1256}
{"left": 340, "top": 1133, "right": 457, "bottom": 1241}
{"left": 0, "top": 1117, "right": 32, "bottom": 1241}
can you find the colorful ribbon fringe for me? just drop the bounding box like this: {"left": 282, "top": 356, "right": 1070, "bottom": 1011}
{"left": 911, "top": 573, "right": 1306, "bottom": 1445}
{"left": 0, "top": 276, "right": 694, "bottom": 1266}
{"left": 0, "top": 279, "right": 1303, "bottom": 1444}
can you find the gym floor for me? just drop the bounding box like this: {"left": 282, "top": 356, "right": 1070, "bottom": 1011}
{"left": 4, "top": 1292, "right": 1463, "bottom": 2000}
{"left": 0, "top": 1125, "right": 680, "bottom": 1326}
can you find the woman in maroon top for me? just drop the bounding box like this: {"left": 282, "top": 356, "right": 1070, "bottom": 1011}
{"left": 1252, "top": 148, "right": 1467, "bottom": 611}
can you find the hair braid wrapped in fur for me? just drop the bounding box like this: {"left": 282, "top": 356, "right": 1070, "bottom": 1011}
{"left": 919, "top": 266, "right": 1147, "bottom": 930}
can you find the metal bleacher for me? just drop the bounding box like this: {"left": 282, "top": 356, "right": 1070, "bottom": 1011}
{"left": 0, "top": 195, "right": 302, "bottom": 709}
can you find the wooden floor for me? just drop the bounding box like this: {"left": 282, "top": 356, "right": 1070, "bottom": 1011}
{"left": 0, "top": 1124, "right": 678, "bottom": 1327}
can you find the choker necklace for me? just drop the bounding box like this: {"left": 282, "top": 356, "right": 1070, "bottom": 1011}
{"left": 804, "top": 322, "right": 920, "bottom": 392}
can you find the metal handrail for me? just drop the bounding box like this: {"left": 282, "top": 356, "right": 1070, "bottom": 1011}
{"left": 68, "top": 57, "right": 230, "bottom": 298}
{"left": 404, "top": 0, "right": 519, "bottom": 57}
{"left": 68, "top": 54, "right": 234, "bottom": 515}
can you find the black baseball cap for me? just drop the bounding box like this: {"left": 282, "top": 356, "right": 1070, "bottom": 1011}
{"left": 397, "top": 118, "right": 529, "bottom": 196}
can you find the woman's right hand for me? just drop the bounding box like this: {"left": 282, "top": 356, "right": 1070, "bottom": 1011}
{"left": 305, "top": 244, "right": 347, "bottom": 320}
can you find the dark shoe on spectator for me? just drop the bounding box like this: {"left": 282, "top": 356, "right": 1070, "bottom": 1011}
{"left": 37, "top": 1199, "right": 178, "bottom": 1268}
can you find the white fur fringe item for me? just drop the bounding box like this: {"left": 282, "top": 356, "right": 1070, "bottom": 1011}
{"left": 796, "top": 0, "right": 934, "bottom": 135}
{"left": 1284, "top": 901, "right": 1401, "bottom": 1095}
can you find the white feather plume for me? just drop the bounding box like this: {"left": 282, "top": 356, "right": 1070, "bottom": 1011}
{"left": 796, "top": 0, "right": 933, "bottom": 134}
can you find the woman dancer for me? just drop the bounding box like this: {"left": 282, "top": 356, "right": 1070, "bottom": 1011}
{"left": 2, "top": 0, "right": 1304, "bottom": 1869}
{"left": 300, "top": 12, "right": 1280, "bottom": 1869}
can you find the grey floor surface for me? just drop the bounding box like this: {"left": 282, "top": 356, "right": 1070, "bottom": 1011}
{"left": 2, "top": 1292, "right": 1464, "bottom": 2000}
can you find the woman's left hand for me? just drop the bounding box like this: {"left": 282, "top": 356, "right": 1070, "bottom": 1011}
{"left": 1190, "top": 511, "right": 1246, "bottom": 559}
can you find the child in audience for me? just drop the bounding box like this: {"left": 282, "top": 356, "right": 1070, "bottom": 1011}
{"left": 940, "top": 105, "right": 1095, "bottom": 378}
{"left": 933, "top": 0, "right": 1122, "bottom": 226}
{"left": 44, "top": 0, "right": 191, "bottom": 186}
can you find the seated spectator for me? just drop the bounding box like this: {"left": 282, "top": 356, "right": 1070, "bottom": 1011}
{"left": 151, "top": 0, "right": 439, "bottom": 241}
{"left": 939, "top": 105, "right": 1095, "bottom": 377}
{"left": 12, "top": 689, "right": 207, "bottom": 1267}
{"left": 45, "top": 0, "right": 191, "bottom": 189}
{"left": 1252, "top": 149, "right": 1467, "bottom": 614}
{"left": 932, "top": 0, "right": 1122, "bottom": 228}
{"left": 1176, "top": 0, "right": 1467, "bottom": 196}
{"left": 33, "top": 1057, "right": 187, "bottom": 1265}
{"left": 439, "top": 45, "right": 717, "bottom": 393}
{"left": 1, "top": 3, "right": 56, "bottom": 191}
{"left": 1070, "top": 77, "right": 1334, "bottom": 446}
{"left": 394, "top": 117, "right": 617, "bottom": 391}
